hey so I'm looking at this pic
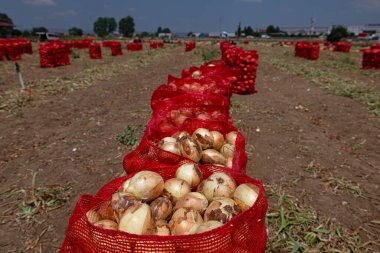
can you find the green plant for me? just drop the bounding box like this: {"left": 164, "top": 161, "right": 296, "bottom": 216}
{"left": 202, "top": 49, "right": 219, "bottom": 62}
{"left": 117, "top": 125, "right": 143, "bottom": 146}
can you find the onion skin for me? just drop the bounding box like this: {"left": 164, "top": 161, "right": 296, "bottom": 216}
{"left": 225, "top": 157, "right": 233, "bottom": 168}
{"left": 118, "top": 203, "right": 154, "bottom": 235}
{"left": 118, "top": 179, "right": 131, "bottom": 193}
{"left": 86, "top": 210, "right": 101, "bottom": 224}
{"left": 233, "top": 183, "right": 259, "bottom": 212}
{"left": 159, "top": 137, "right": 176, "bottom": 147}
{"left": 161, "top": 142, "right": 181, "bottom": 156}
{"left": 197, "top": 172, "right": 237, "bottom": 201}
{"left": 204, "top": 197, "right": 241, "bottom": 223}
{"left": 163, "top": 178, "right": 191, "bottom": 203}
{"left": 226, "top": 131, "right": 238, "bottom": 145}
{"left": 175, "top": 163, "right": 203, "bottom": 188}
{"left": 150, "top": 196, "right": 173, "bottom": 221}
{"left": 169, "top": 208, "right": 204, "bottom": 235}
{"left": 126, "top": 171, "right": 165, "bottom": 202}
{"left": 196, "top": 221, "right": 224, "bottom": 234}
{"left": 177, "top": 136, "right": 202, "bottom": 162}
{"left": 94, "top": 219, "right": 118, "bottom": 230}
{"left": 172, "top": 131, "right": 190, "bottom": 141}
{"left": 220, "top": 144, "right": 234, "bottom": 159}
{"left": 175, "top": 192, "right": 209, "bottom": 214}
{"left": 111, "top": 192, "right": 141, "bottom": 221}
{"left": 192, "top": 128, "right": 214, "bottom": 150}
{"left": 155, "top": 220, "right": 171, "bottom": 236}
{"left": 201, "top": 149, "right": 226, "bottom": 165}
{"left": 97, "top": 201, "right": 116, "bottom": 221}
{"left": 210, "top": 131, "right": 224, "bottom": 150}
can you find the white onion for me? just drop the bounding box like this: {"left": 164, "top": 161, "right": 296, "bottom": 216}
{"left": 111, "top": 192, "right": 141, "bottom": 221}
{"left": 161, "top": 142, "right": 181, "bottom": 156}
{"left": 86, "top": 210, "right": 101, "bottom": 224}
{"left": 201, "top": 149, "right": 226, "bottom": 165}
{"left": 225, "top": 157, "right": 233, "bottom": 168}
{"left": 94, "top": 219, "right": 118, "bottom": 230}
{"left": 169, "top": 208, "right": 203, "bottom": 235}
{"left": 126, "top": 171, "right": 164, "bottom": 201}
{"left": 118, "top": 178, "right": 131, "bottom": 193}
{"left": 177, "top": 135, "right": 202, "bottom": 162}
{"left": 197, "top": 172, "right": 237, "bottom": 201}
{"left": 175, "top": 192, "right": 209, "bottom": 214}
{"left": 233, "top": 183, "right": 259, "bottom": 211}
{"left": 204, "top": 197, "right": 241, "bottom": 223}
{"left": 175, "top": 163, "right": 203, "bottom": 188}
{"left": 159, "top": 137, "right": 176, "bottom": 147}
{"left": 118, "top": 203, "right": 154, "bottom": 235}
{"left": 172, "top": 131, "right": 190, "bottom": 140}
{"left": 192, "top": 128, "right": 214, "bottom": 150}
{"left": 155, "top": 220, "right": 171, "bottom": 236}
{"left": 97, "top": 201, "right": 116, "bottom": 221}
{"left": 220, "top": 144, "right": 234, "bottom": 159}
{"left": 150, "top": 196, "right": 173, "bottom": 220}
{"left": 226, "top": 131, "right": 238, "bottom": 145}
{"left": 210, "top": 131, "right": 224, "bottom": 150}
{"left": 196, "top": 220, "right": 223, "bottom": 233}
{"left": 163, "top": 178, "right": 191, "bottom": 203}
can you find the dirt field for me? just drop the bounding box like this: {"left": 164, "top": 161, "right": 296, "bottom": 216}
{"left": 0, "top": 41, "right": 379, "bottom": 252}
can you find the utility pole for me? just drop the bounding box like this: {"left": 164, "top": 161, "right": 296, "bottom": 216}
{"left": 310, "top": 17, "right": 315, "bottom": 36}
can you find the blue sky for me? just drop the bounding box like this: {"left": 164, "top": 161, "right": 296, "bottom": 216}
{"left": 2, "top": 0, "right": 380, "bottom": 33}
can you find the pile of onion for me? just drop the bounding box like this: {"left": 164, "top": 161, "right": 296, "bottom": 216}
{"left": 158, "top": 128, "right": 239, "bottom": 168}
{"left": 86, "top": 169, "right": 259, "bottom": 236}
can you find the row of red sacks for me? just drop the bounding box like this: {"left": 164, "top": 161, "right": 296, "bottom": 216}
{"left": 220, "top": 41, "right": 259, "bottom": 94}
{"left": 185, "top": 41, "right": 196, "bottom": 52}
{"left": 333, "top": 42, "right": 351, "bottom": 53}
{"left": 0, "top": 38, "right": 33, "bottom": 61}
{"left": 371, "top": 43, "right": 380, "bottom": 50}
{"left": 295, "top": 41, "right": 320, "bottom": 60}
{"left": 361, "top": 49, "right": 380, "bottom": 69}
{"left": 39, "top": 42, "right": 70, "bottom": 68}
{"left": 60, "top": 42, "right": 267, "bottom": 252}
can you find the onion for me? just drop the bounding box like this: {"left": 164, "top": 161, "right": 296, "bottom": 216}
{"left": 111, "top": 192, "right": 141, "bottom": 221}
{"left": 161, "top": 142, "right": 181, "bottom": 156}
{"left": 175, "top": 163, "right": 203, "bottom": 188}
{"left": 118, "top": 203, "right": 154, "bottom": 235}
{"left": 94, "top": 219, "right": 118, "bottom": 230}
{"left": 126, "top": 171, "right": 164, "bottom": 201}
{"left": 169, "top": 208, "right": 203, "bottom": 235}
{"left": 192, "top": 128, "right": 214, "bottom": 150}
{"left": 150, "top": 196, "right": 173, "bottom": 220}
{"left": 225, "top": 157, "right": 233, "bottom": 168}
{"left": 97, "top": 201, "right": 116, "bottom": 221}
{"left": 86, "top": 209, "right": 101, "bottom": 224}
{"left": 204, "top": 197, "right": 241, "bottom": 223}
{"left": 210, "top": 131, "right": 224, "bottom": 150}
{"left": 155, "top": 220, "right": 171, "bottom": 236}
{"left": 201, "top": 149, "right": 226, "bottom": 165}
{"left": 163, "top": 178, "right": 191, "bottom": 203}
{"left": 172, "top": 114, "right": 188, "bottom": 127}
{"left": 118, "top": 179, "right": 131, "bottom": 192}
{"left": 197, "top": 172, "right": 237, "bottom": 201}
{"left": 177, "top": 135, "right": 202, "bottom": 162}
{"left": 159, "top": 137, "right": 176, "bottom": 147}
{"left": 172, "top": 131, "right": 190, "bottom": 141}
{"left": 233, "top": 183, "right": 259, "bottom": 211}
{"left": 175, "top": 192, "right": 208, "bottom": 214}
{"left": 220, "top": 144, "right": 234, "bottom": 159}
{"left": 192, "top": 70, "right": 202, "bottom": 78}
{"left": 226, "top": 131, "right": 238, "bottom": 145}
{"left": 196, "top": 220, "right": 223, "bottom": 233}
{"left": 196, "top": 112, "right": 212, "bottom": 121}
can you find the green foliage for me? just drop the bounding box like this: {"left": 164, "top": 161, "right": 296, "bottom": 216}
{"left": 139, "top": 31, "right": 150, "bottom": 37}
{"left": 236, "top": 22, "right": 242, "bottom": 37}
{"left": 327, "top": 25, "right": 349, "bottom": 42}
{"left": 68, "top": 27, "right": 83, "bottom": 36}
{"left": 31, "top": 26, "right": 48, "bottom": 36}
{"left": 117, "top": 125, "right": 142, "bottom": 146}
{"left": 119, "top": 16, "right": 135, "bottom": 37}
{"left": 22, "top": 30, "right": 31, "bottom": 37}
{"left": 243, "top": 26, "right": 255, "bottom": 36}
{"left": 93, "top": 17, "right": 117, "bottom": 37}
{"left": 156, "top": 26, "right": 162, "bottom": 35}
{"left": 0, "top": 12, "right": 14, "bottom": 37}
{"left": 202, "top": 49, "right": 219, "bottom": 61}
{"left": 266, "top": 25, "right": 280, "bottom": 34}
{"left": 162, "top": 27, "right": 171, "bottom": 33}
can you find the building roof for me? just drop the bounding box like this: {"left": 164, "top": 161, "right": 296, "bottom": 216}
{"left": 0, "top": 22, "right": 15, "bottom": 27}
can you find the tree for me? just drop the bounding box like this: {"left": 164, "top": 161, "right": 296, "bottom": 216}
{"left": 68, "top": 27, "right": 83, "bottom": 36}
{"left": 266, "top": 25, "right": 276, "bottom": 34}
{"left": 243, "top": 26, "right": 254, "bottom": 36}
{"left": 11, "top": 29, "right": 22, "bottom": 36}
{"left": 0, "top": 13, "right": 14, "bottom": 37}
{"left": 327, "top": 25, "right": 349, "bottom": 42}
{"left": 22, "top": 30, "right": 31, "bottom": 37}
{"left": 31, "top": 26, "right": 48, "bottom": 36}
{"left": 156, "top": 26, "right": 162, "bottom": 35}
{"left": 139, "top": 31, "right": 150, "bottom": 37}
{"left": 93, "top": 17, "right": 117, "bottom": 37}
{"left": 162, "top": 27, "right": 171, "bottom": 33}
{"left": 236, "top": 22, "right": 242, "bottom": 37}
{"left": 119, "top": 16, "right": 135, "bottom": 37}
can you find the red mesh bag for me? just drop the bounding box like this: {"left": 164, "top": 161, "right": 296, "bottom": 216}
{"left": 295, "top": 41, "right": 319, "bottom": 60}
{"left": 89, "top": 43, "right": 102, "bottom": 59}
{"left": 333, "top": 42, "right": 351, "bottom": 53}
{"left": 39, "top": 42, "right": 70, "bottom": 68}
{"left": 167, "top": 75, "right": 232, "bottom": 99}
{"left": 361, "top": 49, "right": 380, "bottom": 70}
{"left": 150, "top": 42, "right": 158, "bottom": 49}
{"left": 127, "top": 42, "right": 143, "bottom": 51}
{"left": 123, "top": 119, "right": 247, "bottom": 174}
{"left": 60, "top": 166, "right": 267, "bottom": 253}
{"left": 151, "top": 92, "right": 230, "bottom": 111}
{"left": 185, "top": 41, "right": 196, "bottom": 52}
{"left": 371, "top": 43, "right": 380, "bottom": 50}
{"left": 110, "top": 42, "right": 123, "bottom": 56}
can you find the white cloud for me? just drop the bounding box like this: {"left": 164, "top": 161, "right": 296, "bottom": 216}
{"left": 54, "top": 9, "right": 77, "bottom": 17}
{"left": 24, "top": 0, "right": 56, "bottom": 6}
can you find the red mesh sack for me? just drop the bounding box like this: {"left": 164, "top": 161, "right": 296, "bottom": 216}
{"left": 333, "top": 42, "right": 351, "bottom": 53}
{"left": 371, "top": 43, "right": 380, "bottom": 50}
{"left": 123, "top": 119, "right": 247, "bottom": 174}
{"left": 361, "top": 49, "right": 380, "bottom": 70}
{"left": 150, "top": 42, "right": 158, "bottom": 49}
{"left": 185, "top": 41, "right": 196, "bottom": 52}
{"left": 295, "top": 41, "right": 319, "bottom": 60}
{"left": 167, "top": 75, "right": 232, "bottom": 99}
{"left": 127, "top": 42, "right": 143, "bottom": 51}
{"left": 60, "top": 166, "right": 267, "bottom": 253}
{"left": 151, "top": 91, "right": 230, "bottom": 111}
{"left": 89, "top": 43, "right": 102, "bottom": 59}
{"left": 110, "top": 42, "right": 123, "bottom": 56}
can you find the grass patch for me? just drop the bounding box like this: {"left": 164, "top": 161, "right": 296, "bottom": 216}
{"left": 117, "top": 124, "right": 144, "bottom": 148}
{"left": 266, "top": 184, "right": 370, "bottom": 252}
{"left": 202, "top": 48, "right": 220, "bottom": 62}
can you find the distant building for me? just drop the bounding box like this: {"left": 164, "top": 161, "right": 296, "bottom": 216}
{"left": 347, "top": 24, "right": 380, "bottom": 35}
{"left": 280, "top": 26, "right": 329, "bottom": 36}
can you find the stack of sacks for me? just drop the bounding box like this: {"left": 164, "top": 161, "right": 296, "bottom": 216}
{"left": 89, "top": 43, "right": 102, "bottom": 59}
{"left": 333, "top": 42, "right": 351, "bottom": 53}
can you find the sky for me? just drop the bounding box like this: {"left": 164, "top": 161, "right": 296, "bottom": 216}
{"left": 2, "top": 0, "right": 380, "bottom": 33}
